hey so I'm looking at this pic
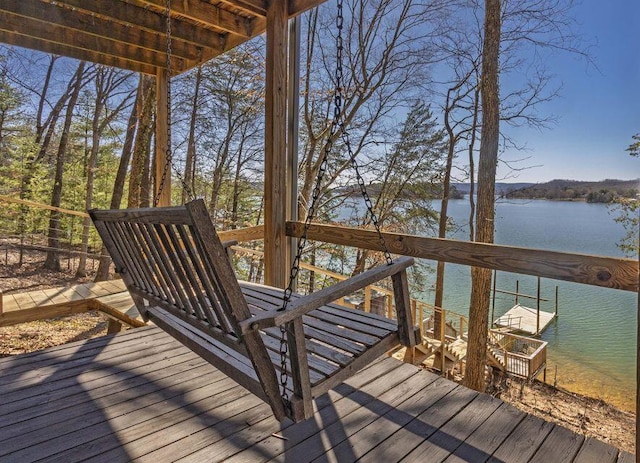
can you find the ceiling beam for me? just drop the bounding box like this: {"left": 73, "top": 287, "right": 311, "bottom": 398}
{"left": 0, "top": 11, "right": 186, "bottom": 72}
{"left": 132, "top": 0, "right": 255, "bottom": 37}
{"left": 217, "top": 0, "right": 267, "bottom": 17}
{"left": 0, "top": 0, "right": 202, "bottom": 61}
{"left": 0, "top": 30, "right": 156, "bottom": 74}
{"left": 289, "top": 0, "right": 328, "bottom": 17}
{"left": 42, "top": 0, "right": 226, "bottom": 51}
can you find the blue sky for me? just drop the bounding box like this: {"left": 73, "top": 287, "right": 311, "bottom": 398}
{"left": 497, "top": 0, "right": 640, "bottom": 183}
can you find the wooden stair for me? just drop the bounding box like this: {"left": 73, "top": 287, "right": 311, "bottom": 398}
{"left": 423, "top": 337, "right": 467, "bottom": 362}
{"left": 418, "top": 333, "right": 507, "bottom": 373}
{"left": 486, "top": 343, "right": 506, "bottom": 370}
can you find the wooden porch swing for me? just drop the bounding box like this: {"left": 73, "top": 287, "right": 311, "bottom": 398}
{"left": 90, "top": 200, "right": 418, "bottom": 422}
{"left": 91, "top": 0, "right": 418, "bottom": 423}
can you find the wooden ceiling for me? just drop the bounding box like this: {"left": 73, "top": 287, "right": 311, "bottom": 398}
{"left": 0, "top": 0, "right": 323, "bottom": 75}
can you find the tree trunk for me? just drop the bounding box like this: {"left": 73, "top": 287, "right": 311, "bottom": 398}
{"left": 77, "top": 72, "right": 107, "bottom": 277}
{"left": 128, "top": 76, "right": 155, "bottom": 208}
{"left": 19, "top": 56, "right": 62, "bottom": 266}
{"left": 95, "top": 76, "right": 141, "bottom": 281}
{"left": 183, "top": 65, "right": 202, "bottom": 204}
{"left": 465, "top": 0, "right": 501, "bottom": 392}
{"left": 434, "top": 89, "right": 458, "bottom": 337}
{"left": 230, "top": 149, "right": 243, "bottom": 229}
{"left": 43, "top": 61, "right": 86, "bottom": 271}
{"left": 467, "top": 86, "right": 480, "bottom": 241}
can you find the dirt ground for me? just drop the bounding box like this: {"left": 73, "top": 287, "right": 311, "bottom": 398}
{"left": 0, "top": 249, "right": 636, "bottom": 454}
{"left": 497, "top": 376, "right": 635, "bottom": 454}
{"left": 0, "top": 250, "right": 112, "bottom": 356}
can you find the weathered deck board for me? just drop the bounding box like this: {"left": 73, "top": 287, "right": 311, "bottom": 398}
{"left": 399, "top": 394, "right": 504, "bottom": 462}
{"left": 529, "top": 424, "right": 584, "bottom": 463}
{"left": 573, "top": 436, "right": 620, "bottom": 463}
{"left": 0, "top": 327, "right": 630, "bottom": 463}
{"left": 488, "top": 414, "right": 555, "bottom": 463}
{"left": 443, "top": 402, "right": 527, "bottom": 462}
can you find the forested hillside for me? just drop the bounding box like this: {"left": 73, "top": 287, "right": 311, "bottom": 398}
{"left": 503, "top": 179, "right": 639, "bottom": 202}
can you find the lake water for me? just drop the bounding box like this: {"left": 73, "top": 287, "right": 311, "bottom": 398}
{"left": 420, "top": 198, "right": 637, "bottom": 411}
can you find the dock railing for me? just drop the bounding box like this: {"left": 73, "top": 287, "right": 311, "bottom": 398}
{"left": 488, "top": 329, "right": 548, "bottom": 380}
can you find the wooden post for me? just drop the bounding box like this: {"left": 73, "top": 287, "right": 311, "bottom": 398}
{"left": 155, "top": 68, "right": 171, "bottom": 207}
{"left": 536, "top": 276, "right": 541, "bottom": 335}
{"left": 287, "top": 16, "right": 300, "bottom": 292}
{"left": 440, "top": 308, "right": 446, "bottom": 375}
{"left": 264, "top": 0, "right": 289, "bottom": 288}
{"left": 515, "top": 280, "right": 519, "bottom": 305}
{"left": 364, "top": 286, "right": 371, "bottom": 312}
{"left": 555, "top": 285, "right": 559, "bottom": 317}
{"left": 107, "top": 319, "right": 123, "bottom": 334}
{"left": 491, "top": 269, "right": 496, "bottom": 325}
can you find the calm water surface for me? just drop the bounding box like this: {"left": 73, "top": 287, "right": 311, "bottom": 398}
{"left": 423, "top": 199, "right": 637, "bottom": 411}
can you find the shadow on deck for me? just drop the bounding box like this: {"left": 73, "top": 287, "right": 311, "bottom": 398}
{"left": 0, "top": 326, "right": 632, "bottom": 463}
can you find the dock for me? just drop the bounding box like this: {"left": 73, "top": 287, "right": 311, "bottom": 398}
{"left": 493, "top": 304, "right": 556, "bottom": 336}
{"left": 0, "top": 326, "right": 631, "bottom": 462}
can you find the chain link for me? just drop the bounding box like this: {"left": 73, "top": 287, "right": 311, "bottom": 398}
{"left": 153, "top": 0, "right": 196, "bottom": 206}
{"left": 153, "top": 0, "right": 173, "bottom": 207}
{"left": 340, "top": 127, "right": 393, "bottom": 265}
{"left": 277, "top": 0, "right": 393, "bottom": 409}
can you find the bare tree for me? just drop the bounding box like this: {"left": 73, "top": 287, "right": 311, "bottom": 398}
{"left": 194, "top": 44, "right": 264, "bottom": 223}
{"left": 465, "top": 0, "right": 501, "bottom": 392}
{"left": 76, "top": 66, "right": 134, "bottom": 277}
{"left": 95, "top": 74, "right": 142, "bottom": 281}
{"left": 43, "top": 61, "right": 89, "bottom": 271}
{"left": 181, "top": 64, "right": 202, "bottom": 204}
{"left": 128, "top": 75, "right": 155, "bottom": 208}
{"left": 298, "top": 0, "right": 444, "bottom": 221}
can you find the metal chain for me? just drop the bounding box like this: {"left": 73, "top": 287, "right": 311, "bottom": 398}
{"left": 277, "top": 0, "right": 392, "bottom": 408}
{"left": 153, "top": 0, "right": 173, "bottom": 207}
{"left": 339, "top": 126, "right": 393, "bottom": 265}
{"left": 333, "top": 0, "right": 392, "bottom": 265}
{"left": 153, "top": 0, "right": 196, "bottom": 206}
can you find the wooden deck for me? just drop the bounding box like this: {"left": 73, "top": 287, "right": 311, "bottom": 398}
{"left": 0, "top": 280, "right": 143, "bottom": 329}
{"left": 0, "top": 326, "right": 631, "bottom": 462}
{"left": 493, "top": 304, "right": 556, "bottom": 336}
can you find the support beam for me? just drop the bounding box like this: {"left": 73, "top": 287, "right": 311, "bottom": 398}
{"left": 155, "top": 68, "right": 171, "bottom": 207}
{"left": 0, "top": 29, "right": 157, "bottom": 76}
{"left": 263, "top": 0, "right": 289, "bottom": 288}
{"left": 287, "top": 17, "right": 301, "bottom": 292}
{"left": 0, "top": 0, "right": 201, "bottom": 61}
{"left": 134, "top": 0, "right": 255, "bottom": 37}
{"left": 44, "top": 0, "right": 226, "bottom": 51}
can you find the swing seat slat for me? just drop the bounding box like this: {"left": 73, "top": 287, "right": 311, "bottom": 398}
{"left": 90, "top": 199, "right": 419, "bottom": 423}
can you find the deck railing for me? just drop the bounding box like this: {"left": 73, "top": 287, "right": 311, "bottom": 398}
{"left": 284, "top": 221, "right": 638, "bottom": 292}
{"left": 2, "top": 207, "right": 637, "bottom": 432}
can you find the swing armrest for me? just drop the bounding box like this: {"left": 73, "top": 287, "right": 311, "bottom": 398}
{"left": 239, "top": 256, "right": 415, "bottom": 334}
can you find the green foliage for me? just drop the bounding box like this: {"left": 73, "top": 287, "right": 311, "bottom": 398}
{"left": 372, "top": 101, "right": 447, "bottom": 234}
{"left": 610, "top": 198, "right": 639, "bottom": 257}
{"left": 627, "top": 133, "right": 640, "bottom": 157}
{"left": 506, "top": 179, "right": 638, "bottom": 203}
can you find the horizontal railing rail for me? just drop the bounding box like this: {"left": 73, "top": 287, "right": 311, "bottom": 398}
{"left": 286, "top": 221, "right": 638, "bottom": 292}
